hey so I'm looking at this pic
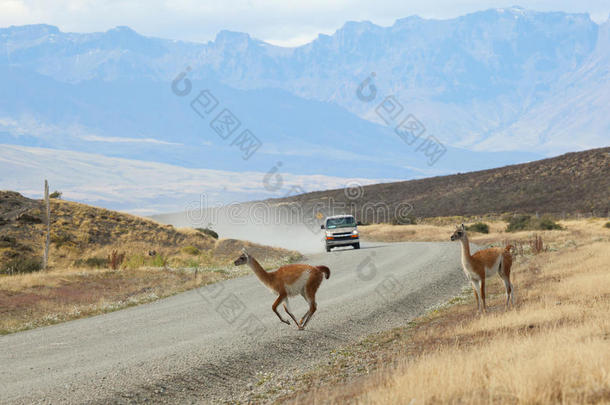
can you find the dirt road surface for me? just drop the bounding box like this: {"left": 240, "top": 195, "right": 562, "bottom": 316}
{"left": 1, "top": 242, "right": 465, "bottom": 404}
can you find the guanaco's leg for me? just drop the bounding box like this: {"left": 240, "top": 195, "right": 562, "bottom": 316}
{"left": 480, "top": 278, "right": 486, "bottom": 313}
{"left": 272, "top": 293, "right": 290, "bottom": 325}
{"left": 471, "top": 280, "right": 481, "bottom": 313}
{"left": 299, "top": 303, "right": 310, "bottom": 327}
{"left": 501, "top": 253, "right": 515, "bottom": 308}
{"left": 299, "top": 292, "right": 310, "bottom": 327}
{"left": 283, "top": 300, "right": 299, "bottom": 326}
{"left": 300, "top": 275, "right": 323, "bottom": 329}
{"left": 501, "top": 277, "right": 512, "bottom": 309}
{"left": 301, "top": 301, "right": 317, "bottom": 329}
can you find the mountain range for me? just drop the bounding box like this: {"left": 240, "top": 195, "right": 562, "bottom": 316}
{"left": 1, "top": 6, "right": 608, "bottom": 212}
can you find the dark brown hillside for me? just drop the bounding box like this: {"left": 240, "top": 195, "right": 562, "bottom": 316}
{"left": 270, "top": 147, "right": 610, "bottom": 222}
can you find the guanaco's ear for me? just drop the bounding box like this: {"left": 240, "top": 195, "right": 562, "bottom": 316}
{"left": 241, "top": 247, "right": 248, "bottom": 255}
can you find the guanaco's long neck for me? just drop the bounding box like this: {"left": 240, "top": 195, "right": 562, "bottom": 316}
{"left": 247, "top": 256, "right": 274, "bottom": 286}
{"left": 460, "top": 234, "right": 472, "bottom": 263}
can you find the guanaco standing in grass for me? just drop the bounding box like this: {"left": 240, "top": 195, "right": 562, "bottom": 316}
{"left": 450, "top": 224, "right": 515, "bottom": 313}
{"left": 233, "top": 248, "right": 330, "bottom": 330}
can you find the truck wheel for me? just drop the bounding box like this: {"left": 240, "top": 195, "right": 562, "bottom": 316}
{"left": 326, "top": 246, "right": 331, "bottom": 252}
{"left": 353, "top": 243, "right": 360, "bottom": 249}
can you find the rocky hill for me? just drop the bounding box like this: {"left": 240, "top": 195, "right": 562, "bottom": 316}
{"left": 0, "top": 191, "right": 298, "bottom": 274}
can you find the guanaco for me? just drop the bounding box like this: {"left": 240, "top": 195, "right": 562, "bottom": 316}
{"left": 451, "top": 224, "right": 515, "bottom": 313}
{"left": 233, "top": 248, "right": 330, "bottom": 330}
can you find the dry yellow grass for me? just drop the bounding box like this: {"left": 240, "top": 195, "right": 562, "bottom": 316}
{"left": 359, "top": 219, "right": 510, "bottom": 243}
{"left": 281, "top": 218, "right": 610, "bottom": 404}
{"left": 360, "top": 217, "right": 608, "bottom": 248}
{"left": 0, "top": 267, "right": 220, "bottom": 334}
{"left": 360, "top": 241, "right": 610, "bottom": 404}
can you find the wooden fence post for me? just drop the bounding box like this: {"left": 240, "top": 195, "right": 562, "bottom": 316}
{"left": 43, "top": 180, "right": 50, "bottom": 270}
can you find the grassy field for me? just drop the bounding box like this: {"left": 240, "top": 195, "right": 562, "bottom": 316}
{"left": 359, "top": 215, "right": 603, "bottom": 251}
{"left": 257, "top": 218, "right": 610, "bottom": 404}
{"left": 0, "top": 193, "right": 300, "bottom": 335}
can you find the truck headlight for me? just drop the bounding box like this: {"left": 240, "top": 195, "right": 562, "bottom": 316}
{"left": 352, "top": 230, "right": 359, "bottom": 235}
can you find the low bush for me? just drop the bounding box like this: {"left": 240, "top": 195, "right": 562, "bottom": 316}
{"left": 506, "top": 215, "right": 530, "bottom": 231}
{"left": 604, "top": 222, "right": 610, "bottom": 229}
{"left": 506, "top": 215, "right": 562, "bottom": 232}
{"left": 0, "top": 256, "right": 42, "bottom": 274}
{"left": 466, "top": 222, "right": 489, "bottom": 234}
{"left": 49, "top": 191, "right": 62, "bottom": 199}
{"left": 51, "top": 231, "right": 74, "bottom": 248}
{"left": 182, "top": 245, "right": 201, "bottom": 255}
{"left": 537, "top": 217, "right": 563, "bottom": 230}
{"left": 196, "top": 227, "right": 219, "bottom": 239}
{"left": 74, "top": 257, "right": 108, "bottom": 268}
{"left": 122, "top": 253, "right": 168, "bottom": 270}
{"left": 17, "top": 211, "right": 43, "bottom": 224}
{"left": 122, "top": 254, "right": 145, "bottom": 270}
{"left": 0, "top": 235, "right": 17, "bottom": 248}
{"left": 150, "top": 254, "right": 168, "bottom": 268}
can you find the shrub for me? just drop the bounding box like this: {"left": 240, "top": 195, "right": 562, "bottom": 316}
{"left": 49, "top": 191, "right": 62, "bottom": 199}
{"left": 122, "top": 254, "right": 145, "bottom": 270}
{"left": 196, "top": 227, "right": 219, "bottom": 239}
{"left": 51, "top": 231, "right": 74, "bottom": 248}
{"left": 604, "top": 222, "right": 610, "bottom": 229}
{"left": 73, "top": 257, "right": 108, "bottom": 268}
{"left": 0, "top": 235, "right": 17, "bottom": 248}
{"left": 150, "top": 254, "right": 168, "bottom": 268}
{"left": 506, "top": 215, "right": 531, "bottom": 232}
{"left": 182, "top": 246, "right": 201, "bottom": 255}
{"left": 506, "top": 215, "right": 562, "bottom": 232}
{"left": 17, "top": 211, "right": 43, "bottom": 224}
{"left": 0, "top": 257, "right": 42, "bottom": 274}
{"left": 86, "top": 257, "right": 108, "bottom": 268}
{"left": 121, "top": 253, "right": 168, "bottom": 269}
{"left": 538, "top": 217, "right": 563, "bottom": 230}
{"left": 466, "top": 222, "right": 489, "bottom": 234}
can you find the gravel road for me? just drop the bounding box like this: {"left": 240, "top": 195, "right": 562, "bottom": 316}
{"left": 0, "top": 242, "right": 466, "bottom": 404}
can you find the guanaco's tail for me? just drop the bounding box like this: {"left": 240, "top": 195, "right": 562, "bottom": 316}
{"left": 316, "top": 265, "right": 330, "bottom": 279}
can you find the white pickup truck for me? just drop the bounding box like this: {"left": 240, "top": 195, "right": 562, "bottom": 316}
{"left": 321, "top": 214, "right": 360, "bottom": 252}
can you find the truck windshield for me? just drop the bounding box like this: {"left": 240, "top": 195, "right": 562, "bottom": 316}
{"left": 326, "top": 217, "right": 356, "bottom": 229}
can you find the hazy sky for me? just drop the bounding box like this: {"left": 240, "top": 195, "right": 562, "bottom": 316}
{"left": 1, "top": 0, "right": 609, "bottom": 46}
